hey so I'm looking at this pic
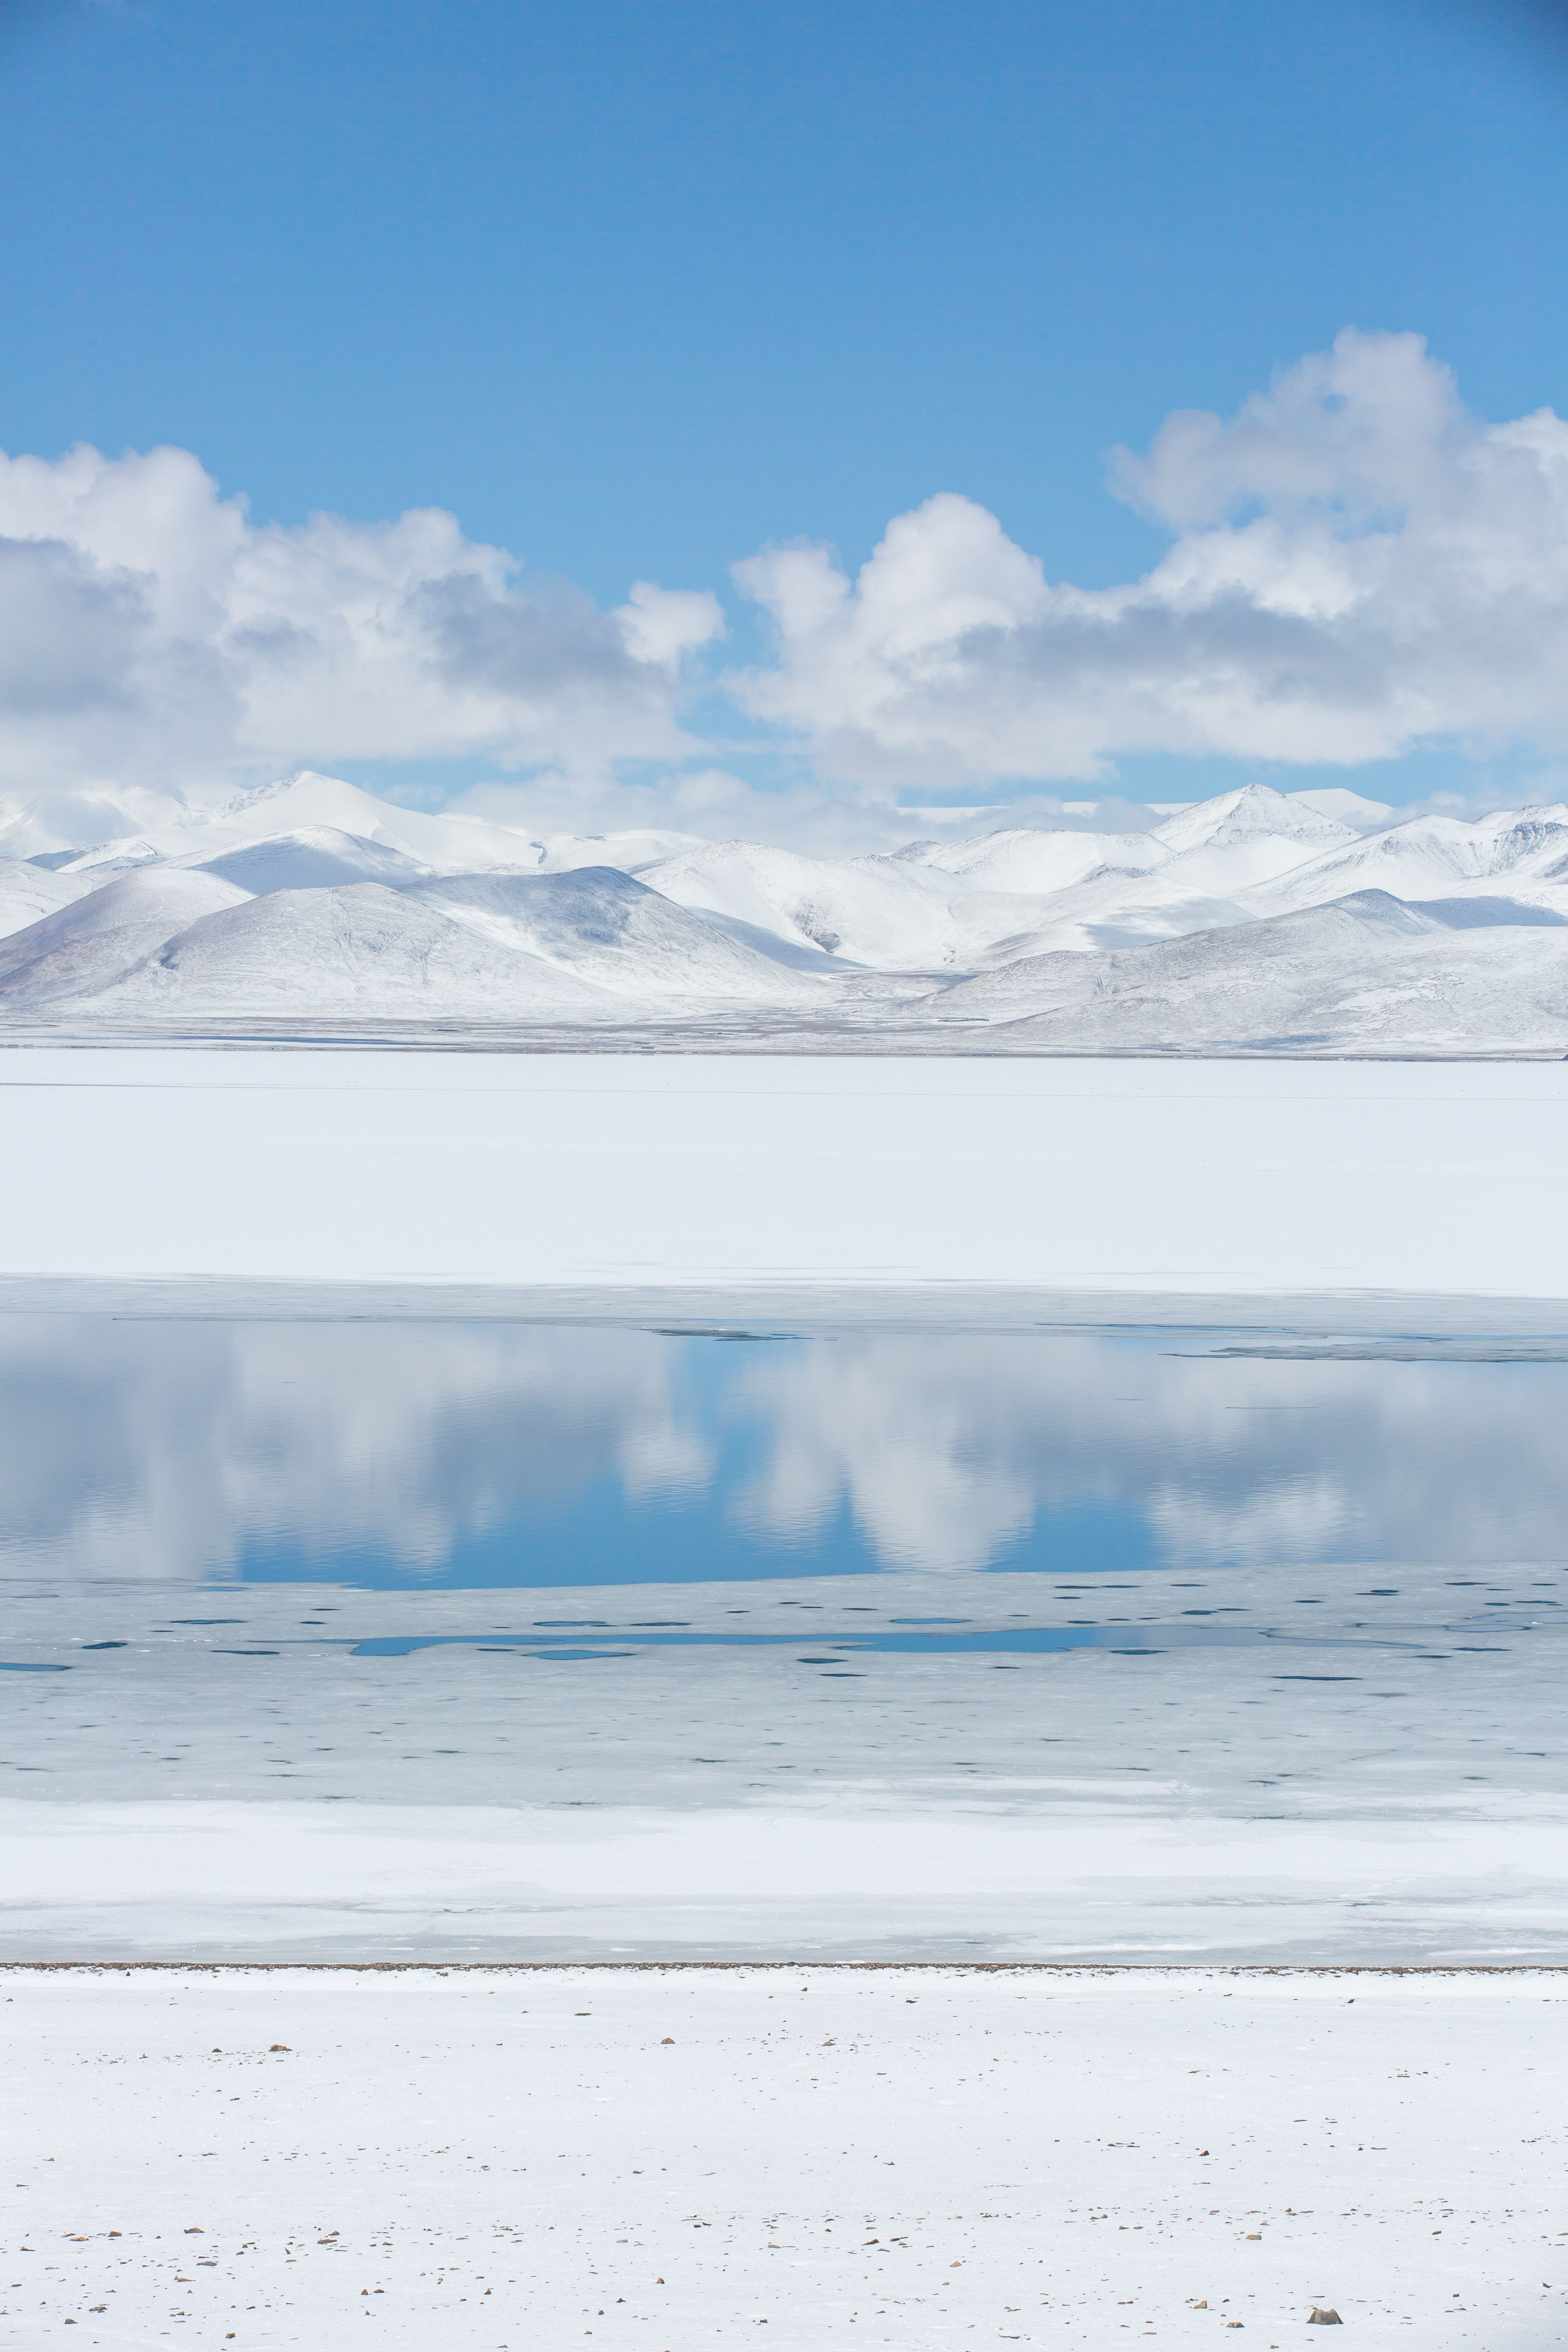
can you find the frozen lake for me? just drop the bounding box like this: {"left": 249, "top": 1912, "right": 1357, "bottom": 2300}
{"left": 2, "top": 1315, "right": 1565, "bottom": 1963}
{"left": 3, "top": 1047, "right": 1568, "bottom": 1313}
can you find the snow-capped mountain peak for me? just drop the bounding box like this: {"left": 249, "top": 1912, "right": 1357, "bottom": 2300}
{"left": 1149, "top": 782, "right": 1359, "bottom": 856}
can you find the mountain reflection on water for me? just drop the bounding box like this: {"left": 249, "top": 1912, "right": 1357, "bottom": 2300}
{"left": 1, "top": 1317, "right": 1565, "bottom": 1586}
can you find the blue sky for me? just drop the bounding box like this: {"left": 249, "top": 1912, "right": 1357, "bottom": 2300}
{"left": 4, "top": 0, "right": 1568, "bottom": 840}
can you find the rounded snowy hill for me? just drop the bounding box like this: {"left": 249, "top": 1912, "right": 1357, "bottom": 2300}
{"left": 1242, "top": 807, "right": 1568, "bottom": 920}
{"left": 10, "top": 866, "right": 835, "bottom": 1026}
{"left": 180, "top": 826, "right": 437, "bottom": 895}
{"left": 0, "top": 869, "right": 253, "bottom": 1005}
{"left": 920, "top": 789, "right": 1364, "bottom": 958}
{"left": 638, "top": 789, "right": 1370, "bottom": 970}
{"left": 0, "top": 859, "right": 106, "bottom": 943}
{"left": 637, "top": 839, "right": 1071, "bottom": 970}
{"left": 891, "top": 826, "right": 1166, "bottom": 894}
{"left": 404, "top": 868, "right": 825, "bottom": 1001}
{"left": 927, "top": 891, "right": 1568, "bottom": 1054}
{"left": 75, "top": 885, "right": 614, "bottom": 1020}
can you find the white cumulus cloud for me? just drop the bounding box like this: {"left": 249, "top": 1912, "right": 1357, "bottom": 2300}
{"left": 0, "top": 442, "right": 724, "bottom": 800}
{"left": 733, "top": 330, "right": 1568, "bottom": 786}
{"left": 7, "top": 332, "right": 1568, "bottom": 839}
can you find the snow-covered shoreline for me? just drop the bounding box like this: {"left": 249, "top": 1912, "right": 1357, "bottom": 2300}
{"left": 4, "top": 1963, "right": 1563, "bottom": 2350}
{"left": 5, "top": 1788, "right": 1566, "bottom": 1967}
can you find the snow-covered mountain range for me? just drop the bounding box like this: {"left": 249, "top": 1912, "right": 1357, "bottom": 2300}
{"left": 1, "top": 770, "right": 1565, "bottom": 1051}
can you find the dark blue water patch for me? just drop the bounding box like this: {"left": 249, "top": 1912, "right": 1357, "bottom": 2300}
{"left": 0, "top": 1661, "right": 70, "bottom": 1672}
{"left": 474, "top": 1644, "right": 630, "bottom": 1655}
{"left": 343, "top": 1625, "right": 1410, "bottom": 1660}
{"left": 469, "top": 1645, "right": 636, "bottom": 1660}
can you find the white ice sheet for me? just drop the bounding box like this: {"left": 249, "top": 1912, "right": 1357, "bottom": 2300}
{"left": 2, "top": 1049, "right": 1567, "bottom": 1309}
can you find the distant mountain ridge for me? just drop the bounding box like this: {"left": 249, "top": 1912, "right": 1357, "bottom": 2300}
{"left": 0, "top": 771, "right": 1564, "bottom": 1051}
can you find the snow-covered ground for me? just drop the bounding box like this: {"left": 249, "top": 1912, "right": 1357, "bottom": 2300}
{"left": 2, "top": 772, "right": 1567, "bottom": 1047}
{"left": 1, "top": 1048, "right": 1566, "bottom": 1310}
{"left": 3, "top": 1964, "right": 1563, "bottom": 2350}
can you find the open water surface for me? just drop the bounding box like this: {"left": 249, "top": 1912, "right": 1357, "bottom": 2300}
{"left": 2, "top": 1315, "right": 1567, "bottom": 1591}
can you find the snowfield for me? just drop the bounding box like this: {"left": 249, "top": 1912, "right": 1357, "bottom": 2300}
{"left": 2, "top": 1048, "right": 1566, "bottom": 1307}
{"left": 2, "top": 771, "right": 1566, "bottom": 1048}
{"left": 3, "top": 1965, "right": 1563, "bottom": 2351}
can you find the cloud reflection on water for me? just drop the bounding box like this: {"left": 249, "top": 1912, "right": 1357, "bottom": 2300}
{"left": 0, "top": 1320, "right": 704, "bottom": 1581}
{"left": 0, "top": 1318, "right": 1563, "bottom": 1583}
{"left": 731, "top": 1339, "right": 1568, "bottom": 1570}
